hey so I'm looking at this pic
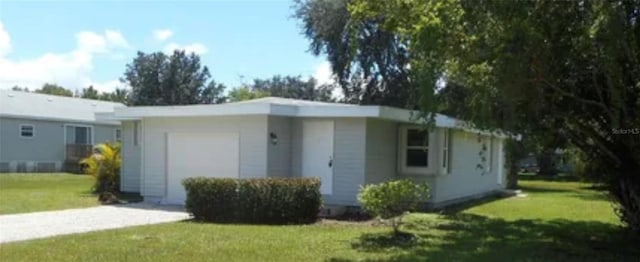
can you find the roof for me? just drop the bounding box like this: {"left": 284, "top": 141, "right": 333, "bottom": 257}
{"left": 100, "top": 96, "right": 508, "bottom": 137}
{"left": 0, "top": 89, "right": 124, "bottom": 125}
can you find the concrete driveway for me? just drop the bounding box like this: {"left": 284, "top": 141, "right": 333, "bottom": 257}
{"left": 0, "top": 203, "right": 190, "bottom": 243}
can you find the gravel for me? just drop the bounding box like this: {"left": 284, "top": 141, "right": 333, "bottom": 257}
{"left": 0, "top": 203, "right": 191, "bottom": 243}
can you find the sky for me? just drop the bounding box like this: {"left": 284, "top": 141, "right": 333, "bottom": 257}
{"left": 0, "top": 0, "right": 333, "bottom": 93}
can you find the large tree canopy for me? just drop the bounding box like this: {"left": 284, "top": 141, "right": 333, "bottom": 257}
{"left": 122, "top": 50, "right": 226, "bottom": 106}
{"left": 228, "top": 75, "right": 334, "bottom": 102}
{"left": 294, "top": 0, "right": 412, "bottom": 107}
{"left": 35, "top": 83, "right": 74, "bottom": 97}
{"left": 349, "top": 0, "right": 640, "bottom": 233}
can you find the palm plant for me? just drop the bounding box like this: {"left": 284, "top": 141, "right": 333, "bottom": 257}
{"left": 81, "top": 142, "right": 122, "bottom": 194}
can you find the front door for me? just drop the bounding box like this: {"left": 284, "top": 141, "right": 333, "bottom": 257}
{"left": 302, "top": 120, "right": 334, "bottom": 194}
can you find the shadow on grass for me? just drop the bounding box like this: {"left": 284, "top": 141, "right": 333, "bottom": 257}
{"left": 331, "top": 214, "right": 639, "bottom": 262}
{"left": 351, "top": 232, "right": 419, "bottom": 252}
{"left": 519, "top": 174, "right": 580, "bottom": 182}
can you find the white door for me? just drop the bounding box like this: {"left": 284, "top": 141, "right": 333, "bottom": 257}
{"left": 302, "top": 120, "right": 334, "bottom": 194}
{"left": 166, "top": 132, "right": 240, "bottom": 204}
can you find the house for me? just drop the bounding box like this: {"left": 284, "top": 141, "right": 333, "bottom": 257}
{"left": 0, "top": 90, "right": 124, "bottom": 172}
{"left": 101, "top": 97, "right": 507, "bottom": 208}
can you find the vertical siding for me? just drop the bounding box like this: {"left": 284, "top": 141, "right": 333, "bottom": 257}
{"left": 291, "top": 117, "right": 367, "bottom": 206}
{"left": 120, "top": 121, "right": 141, "bottom": 192}
{"left": 141, "top": 116, "right": 268, "bottom": 198}
{"left": 364, "top": 118, "right": 398, "bottom": 184}
{"left": 267, "top": 116, "right": 292, "bottom": 177}
{"left": 431, "top": 131, "right": 504, "bottom": 203}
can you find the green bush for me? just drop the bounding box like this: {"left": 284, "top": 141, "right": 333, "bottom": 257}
{"left": 182, "top": 177, "right": 321, "bottom": 224}
{"left": 358, "top": 179, "right": 430, "bottom": 234}
{"left": 80, "top": 142, "right": 121, "bottom": 195}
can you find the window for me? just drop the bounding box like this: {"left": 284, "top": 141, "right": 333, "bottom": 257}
{"left": 442, "top": 129, "right": 451, "bottom": 173}
{"left": 115, "top": 129, "right": 122, "bottom": 142}
{"left": 19, "top": 124, "right": 34, "bottom": 138}
{"left": 406, "top": 129, "right": 429, "bottom": 167}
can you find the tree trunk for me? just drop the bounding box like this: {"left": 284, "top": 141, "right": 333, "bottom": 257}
{"left": 505, "top": 139, "right": 523, "bottom": 189}
{"left": 537, "top": 150, "right": 558, "bottom": 176}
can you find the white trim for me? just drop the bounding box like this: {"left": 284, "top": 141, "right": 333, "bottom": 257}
{"left": 1, "top": 113, "right": 120, "bottom": 126}
{"left": 441, "top": 128, "right": 451, "bottom": 175}
{"left": 397, "top": 126, "right": 435, "bottom": 175}
{"left": 103, "top": 98, "right": 509, "bottom": 138}
{"left": 140, "top": 119, "right": 145, "bottom": 196}
{"left": 19, "top": 124, "right": 35, "bottom": 139}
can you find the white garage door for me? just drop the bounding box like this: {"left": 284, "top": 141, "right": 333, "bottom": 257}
{"left": 166, "top": 132, "right": 240, "bottom": 204}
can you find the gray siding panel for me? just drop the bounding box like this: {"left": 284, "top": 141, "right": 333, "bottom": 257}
{"left": 141, "top": 116, "right": 269, "bottom": 198}
{"left": 120, "top": 121, "right": 141, "bottom": 192}
{"left": 291, "top": 117, "right": 367, "bottom": 206}
{"left": 430, "top": 130, "right": 504, "bottom": 203}
{"left": 267, "top": 116, "right": 291, "bottom": 177}
{"left": 364, "top": 118, "right": 398, "bottom": 184}
{"left": 0, "top": 116, "right": 119, "bottom": 172}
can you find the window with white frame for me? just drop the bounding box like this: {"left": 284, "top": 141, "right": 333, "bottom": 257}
{"left": 406, "top": 129, "right": 429, "bottom": 167}
{"left": 398, "top": 127, "right": 431, "bottom": 175}
{"left": 115, "top": 129, "right": 122, "bottom": 142}
{"left": 19, "top": 124, "right": 34, "bottom": 138}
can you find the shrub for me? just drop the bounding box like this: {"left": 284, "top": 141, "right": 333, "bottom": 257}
{"left": 81, "top": 142, "right": 121, "bottom": 195}
{"left": 357, "top": 179, "right": 430, "bottom": 234}
{"left": 182, "top": 177, "right": 321, "bottom": 224}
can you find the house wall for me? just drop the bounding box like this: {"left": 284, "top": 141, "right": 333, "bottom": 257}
{"left": 140, "top": 115, "right": 269, "bottom": 200}
{"left": 0, "top": 116, "right": 119, "bottom": 172}
{"left": 267, "top": 116, "right": 292, "bottom": 177}
{"left": 364, "top": 118, "right": 398, "bottom": 184}
{"left": 429, "top": 130, "right": 505, "bottom": 204}
{"left": 291, "top": 117, "right": 367, "bottom": 206}
{"left": 120, "top": 121, "right": 141, "bottom": 192}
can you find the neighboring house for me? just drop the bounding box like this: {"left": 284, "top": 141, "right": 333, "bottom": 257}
{"left": 0, "top": 90, "right": 123, "bottom": 172}
{"left": 101, "top": 97, "right": 507, "bottom": 208}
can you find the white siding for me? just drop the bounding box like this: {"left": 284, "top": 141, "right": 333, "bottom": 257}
{"left": 291, "top": 117, "right": 366, "bottom": 206}
{"left": 364, "top": 118, "right": 397, "bottom": 184}
{"left": 430, "top": 130, "right": 505, "bottom": 203}
{"left": 141, "top": 116, "right": 268, "bottom": 199}
{"left": 267, "top": 116, "right": 292, "bottom": 177}
{"left": 120, "top": 121, "right": 141, "bottom": 192}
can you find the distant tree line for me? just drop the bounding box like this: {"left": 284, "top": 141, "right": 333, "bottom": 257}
{"left": 11, "top": 84, "right": 129, "bottom": 104}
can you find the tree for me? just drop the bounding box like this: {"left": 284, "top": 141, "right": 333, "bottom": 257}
{"left": 35, "top": 83, "right": 73, "bottom": 97}
{"left": 121, "top": 50, "right": 226, "bottom": 105}
{"left": 100, "top": 88, "right": 129, "bottom": 104}
{"left": 251, "top": 75, "right": 334, "bottom": 101}
{"left": 11, "top": 86, "right": 29, "bottom": 92}
{"left": 81, "top": 86, "right": 100, "bottom": 100}
{"left": 294, "top": 0, "right": 412, "bottom": 107}
{"left": 349, "top": 0, "right": 640, "bottom": 234}
{"left": 227, "top": 75, "right": 334, "bottom": 102}
{"left": 227, "top": 87, "right": 270, "bottom": 102}
{"left": 358, "top": 180, "right": 429, "bottom": 235}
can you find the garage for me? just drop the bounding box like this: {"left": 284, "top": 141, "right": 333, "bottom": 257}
{"left": 165, "top": 132, "right": 240, "bottom": 204}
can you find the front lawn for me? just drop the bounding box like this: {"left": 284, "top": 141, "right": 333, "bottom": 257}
{"left": 1, "top": 180, "right": 637, "bottom": 261}
{"left": 0, "top": 173, "right": 97, "bottom": 214}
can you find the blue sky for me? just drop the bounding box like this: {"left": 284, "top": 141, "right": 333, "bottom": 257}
{"left": 0, "top": 0, "right": 332, "bottom": 92}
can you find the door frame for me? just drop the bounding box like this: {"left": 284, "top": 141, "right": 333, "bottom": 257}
{"left": 301, "top": 119, "right": 335, "bottom": 195}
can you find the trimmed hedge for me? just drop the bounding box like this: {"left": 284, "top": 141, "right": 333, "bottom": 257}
{"left": 182, "top": 177, "right": 321, "bottom": 224}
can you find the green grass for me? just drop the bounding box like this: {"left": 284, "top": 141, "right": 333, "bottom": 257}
{"left": 1, "top": 180, "right": 637, "bottom": 261}
{"left": 0, "top": 173, "right": 98, "bottom": 214}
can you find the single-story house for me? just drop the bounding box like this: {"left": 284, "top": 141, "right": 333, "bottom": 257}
{"left": 101, "top": 97, "right": 507, "bottom": 208}
{"left": 0, "top": 90, "right": 124, "bottom": 172}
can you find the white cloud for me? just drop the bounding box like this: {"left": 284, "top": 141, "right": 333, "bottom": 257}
{"left": 0, "top": 21, "right": 130, "bottom": 92}
{"left": 163, "top": 42, "right": 208, "bottom": 55}
{"left": 0, "top": 21, "right": 11, "bottom": 57}
{"left": 312, "top": 61, "right": 343, "bottom": 99}
{"left": 153, "top": 29, "right": 173, "bottom": 42}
